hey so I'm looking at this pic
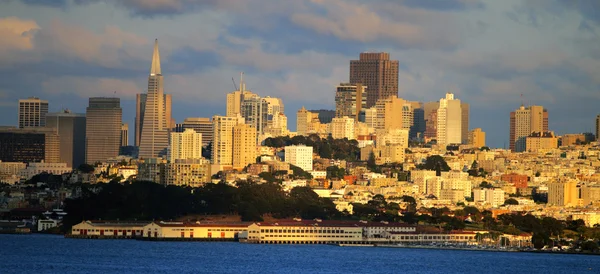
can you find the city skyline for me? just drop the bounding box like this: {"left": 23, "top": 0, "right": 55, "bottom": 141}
{"left": 0, "top": 1, "right": 599, "bottom": 148}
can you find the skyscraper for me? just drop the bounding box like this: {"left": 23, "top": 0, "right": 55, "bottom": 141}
{"left": 375, "top": 97, "right": 405, "bottom": 131}
{"left": 468, "top": 128, "right": 486, "bottom": 148}
{"left": 509, "top": 105, "right": 548, "bottom": 152}
{"left": 212, "top": 115, "right": 245, "bottom": 168}
{"left": 226, "top": 75, "right": 258, "bottom": 117}
{"left": 335, "top": 83, "right": 367, "bottom": 121}
{"left": 232, "top": 123, "right": 257, "bottom": 170}
{"left": 46, "top": 110, "right": 86, "bottom": 168}
{"left": 135, "top": 93, "right": 173, "bottom": 147}
{"left": 168, "top": 128, "right": 202, "bottom": 162}
{"left": 18, "top": 97, "right": 48, "bottom": 128}
{"left": 85, "top": 97, "right": 122, "bottom": 164}
{"left": 121, "top": 123, "right": 129, "bottom": 147}
{"left": 350, "top": 52, "right": 399, "bottom": 108}
{"left": 436, "top": 93, "right": 462, "bottom": 146}
{"left": 241, "top": 96, "right": 268, "bottom": 134}
{"left": 139, "top": 39, "right": 171, "bottom": 159}
{"left": 180, "top": 117, "right": 213, "bottom": 147}
{"left": 596, "top": 114, "right": 600, "bottom": 141}
{"left": 461, "top": 103, "right": 469, "bottom": 144}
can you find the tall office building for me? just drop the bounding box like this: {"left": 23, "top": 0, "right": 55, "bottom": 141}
{"left": 461, "top": 103, "right": 469, "bottom": 144}
{"left": 509, "top": 105, "right": 548, "bottom": 152}
{"left": 350, "top": 52, "right": 399, "bottom": 108}
{"left": 121, "top": 123, "right": 129, "bottom": 147}
{"left": 212, "top": 115, "right": 245, "bottom": 168}
{"left": 335, "top": 83, "right": 367, "bottom": 121}
{"left": 181, "top": 117, "right": 213, "bottom": 147}
{"left": 46, "top": 110, "right": 86, "bottom": 168}
{"left": 436, "top": 93, "right": 462, "bottom": 146}
{"left": 423, "top": 102, "right": 440, "bottom": 139}
{"left": 136, "top": 93, "right": 173, "bottom": 147}
{"left": 409, "top": 102, "right": 425, "bottom": 140}
{"left": 138, "top": 39, "right": 172, "bottom": 159}
{"left": 241, "top": 96, "right": 269, "bottom": 134}
{"left": 0, "top": 127, "right": 59, "bottom": 163}
{"left": 226, "top": 76, "right": 258, "bottom": 117}
{"left": 85, "top": 97, "right": 122, "bottom": 164}
{"left": 18, "top": 97, "right": 48, "bottom": 128}
{"left": 297, "top": 107, "right": 326, "bottom": 136}
{"left": 263, "top": 97, "right": 284, "bottom": 115}
{"left": 168, "top": 128, "right": 202, "bottom": 162}
{"left": 596, "top": 114, "right": 600, "bottom": 141}
{"left": 375, "top": 97, "right": 405, "bottom": 130}
{"left": 232, "top": 123, "right": 257, "bottom": 170}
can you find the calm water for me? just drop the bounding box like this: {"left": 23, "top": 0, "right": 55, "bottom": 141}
{"left": 1, "top": 234, "right": 599, "bottom": 273}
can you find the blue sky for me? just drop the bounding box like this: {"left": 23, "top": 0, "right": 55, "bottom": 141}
{"left": 0, "top": 0, "right": 599, "bottom": 148}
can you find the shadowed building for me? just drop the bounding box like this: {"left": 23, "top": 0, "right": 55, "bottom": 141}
{"left": 85, "top": 98, "right": 122, "bottom": 164}
{"left": 46, "top": 110, "right": 86, "bottom": 168}
{"left": 0, "top": 127, "right": 59, "bottom": 163}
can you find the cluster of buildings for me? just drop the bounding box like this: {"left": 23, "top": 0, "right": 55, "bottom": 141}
{"left": 2, "top": 43, "right": 600, "bottom": 233}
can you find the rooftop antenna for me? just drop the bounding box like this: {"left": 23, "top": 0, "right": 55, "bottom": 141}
{"left": 240, "top": 72, "right": 244, "bottom": 92}
{"left": 520, "top": 93, "right": 523, "bottom": 107}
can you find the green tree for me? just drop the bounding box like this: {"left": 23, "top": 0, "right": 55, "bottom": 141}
{"left": 418, "top": 155, "right": 451, "bottom": 172}
{"left": 504, "top": 198, "right": 519, "bottom": 205}
{"left": 77, "top": 164, "right": 95, "bottom": 173}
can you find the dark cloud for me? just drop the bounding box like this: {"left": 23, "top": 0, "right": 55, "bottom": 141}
{"left": 399, "top": 0, "right": 485, "bottom": 11}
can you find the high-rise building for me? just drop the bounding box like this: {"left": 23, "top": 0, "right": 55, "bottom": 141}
{"left": 297, "top": 107, "right": 326, "bottom": 136}
{"left": 364, "top": 108, "right": 378, "bottom": 130}
{"left": 180, "top": 117, "right": 213, "bottom": 147}
{"left": 46, "top": 110, "right": 86, "bottom": 168}
{"left": 241, "top": 96, "right": 269, "bottom": 134}
{"left": 262, "top": 97, "right": 285, "bottom": 116}
{"left": 232, "top": 123, "right": 257, "bottom": 170}
{"left": 0, "top": 127, "right": 59, "bottom": 163}
{"left": 285, "top": 145, "right": 313, "bottom": 171}
{"left": 121, "top": 123, "right": 129, "bottom": 147}
{"left": 138, "top": 39, "right": 172, "bottom": 158}
{"left": 423, "top": 102, "right": 439, "bottom": 139}
{"left": 375, "top": 97, "right": 405, "bottom": 131}
{"left": 350, "top": 52, "right": 399, "bottom": 108}
{"left": 461, "top": 103, "right": 469, "bottom": 144}
{"left": 548, "top": 180, "right": 579, "bottom": 207}
{"left": 85, "top": 97, "right": 122, "bottom": 164}
{"left": 408, "top": 101, "right": 425, "bottom": 140}
{"left": 264, "top": 112, "right": 289, "bottom": 137}
{"left": 468, "top": 128, "right": 486, "bottom": 148}
{"left": 308, "top": 109, "right": 335, "bottom": 124}
{"left": 596, "top": 114, "right": 600, "bottom": 141}
{"left": 436, "top": 93, "right": 462, "bottom": 146}
{"left": 402, "top": 102, "right": 414, "bottom": 131}
{"left": 226, "top": 76, "right": 258, "bottom": 117}
{"left": 330, "top": 117, "right": 355, "bottom": 140}
{"left": 212, "top": 115, "right": 245, "bottom": 168}
{"left": 509, "top": 105, "right": 548, "bottom": 152}
{"left": 168, "top": 128, "right": 202, "bottom": 163}
{"left": 335, "top": 83, "right": 367, "bottom": 121}
{"left": 18, "top": 97, "right": 48, "bottom": 128}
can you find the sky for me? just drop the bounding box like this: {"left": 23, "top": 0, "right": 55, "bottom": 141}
{"left": 0, "top": 0, "right": 599, "bottom": 148}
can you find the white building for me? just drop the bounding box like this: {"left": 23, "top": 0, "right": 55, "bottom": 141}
{"left": 20, "top": 162, "right": 72, "bottom": 180}
{"left": 330, "top": 117, "right": 355, "bottom": 140}
{"left": 285, "top": 145, "right": 313, "bottom": 171}
{"left": 436, "top": 93, "right": 462, "bottom": 146}
{"left": 473, "top": 188, "right": 505, "bottom": 207}
{"left": 168, "top": 128, "right": 203, "bottom": 162}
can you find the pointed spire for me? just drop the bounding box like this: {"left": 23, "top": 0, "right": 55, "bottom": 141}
{"left": 150, "top": 39, "right": 161, "bottom": 76}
